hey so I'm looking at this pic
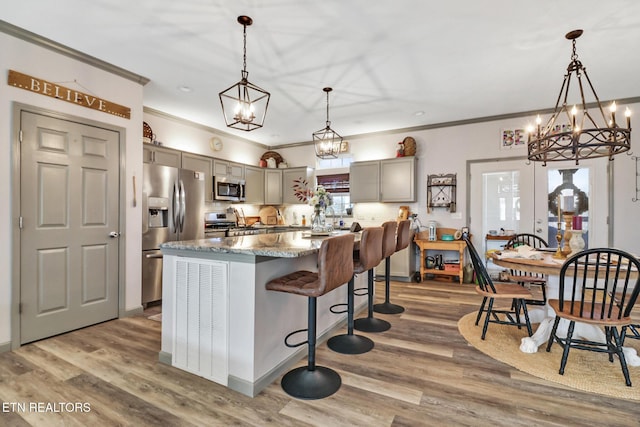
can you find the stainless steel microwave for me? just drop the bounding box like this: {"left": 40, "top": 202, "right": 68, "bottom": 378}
{"left": 213, "top": 176, "right": 245, "bottom": 202}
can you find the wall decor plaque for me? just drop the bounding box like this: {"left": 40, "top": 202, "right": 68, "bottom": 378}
{"left": 7, "top": 69, "right": 131, "bottom": 119}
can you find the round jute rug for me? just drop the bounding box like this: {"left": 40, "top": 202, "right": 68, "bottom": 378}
{"left": 457, "top": 311, "right": 640, "bottom": 401}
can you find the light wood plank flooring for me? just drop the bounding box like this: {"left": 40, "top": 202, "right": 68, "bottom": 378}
{"left": 1, "top": 279, "right": 639, "bottom": 426}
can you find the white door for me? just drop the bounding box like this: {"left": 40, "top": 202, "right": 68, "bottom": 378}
{"left": 20, "top": 111, "right": 120, "bottom": 344}
{"left": 470, "top": 157, "right": 608, "bottom": 264}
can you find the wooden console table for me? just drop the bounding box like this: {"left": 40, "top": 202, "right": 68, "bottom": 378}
{"left": 414, "top": 228, "right": 468, "bottom": 284}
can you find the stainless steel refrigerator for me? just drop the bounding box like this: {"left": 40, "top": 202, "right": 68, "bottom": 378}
{"left": 142, "top": 163, "right": 204, "bottom": 305}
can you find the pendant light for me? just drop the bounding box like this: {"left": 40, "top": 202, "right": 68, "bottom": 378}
{"left": 313, "top": 87, "right": 343, "bottom": 159}
{"left": 219, "top": 16, "right": 270, "bottom": 131}
{"left": 527, "top": 29, "right": 632, "bottom": 165}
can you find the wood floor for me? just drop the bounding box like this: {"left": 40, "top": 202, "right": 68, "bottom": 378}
{"left": 1, "top": 279, "right": 639, "bottom": 426}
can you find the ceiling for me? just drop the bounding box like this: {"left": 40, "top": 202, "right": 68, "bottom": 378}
{"left": 3, "top": 1, "right": 640, "bottom": 146}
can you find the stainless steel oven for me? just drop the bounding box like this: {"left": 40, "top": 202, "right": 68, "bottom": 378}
{"left": 213, "top": 176, "right": 245, "bottom": 202}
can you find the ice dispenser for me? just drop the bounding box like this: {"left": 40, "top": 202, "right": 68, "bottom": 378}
{"left": 148, "top": 196, "right": 169, "bottom": 228}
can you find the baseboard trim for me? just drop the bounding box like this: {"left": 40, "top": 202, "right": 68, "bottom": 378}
{"left": 0, "top": 341, "right": 11, "bottom": 353}
{"left": 158, "top": 350, "right": 172, "bottom": 365}
{"left": 122, "top": 306, "right": 144, "bottom": 317}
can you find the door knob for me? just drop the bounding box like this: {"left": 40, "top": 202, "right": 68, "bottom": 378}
{"left": 109, "top": 231, "right": 120, "bottom": 238}
{"left": 535, "top": 228, "right": 542, "bottom": 233}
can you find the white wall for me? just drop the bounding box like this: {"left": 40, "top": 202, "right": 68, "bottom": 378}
{"left": 280, "top": 109, "right": 640, "bottom": 254}
{"left": 143, "top": 110, "right": 266, "bottom": 166}
{"left": 0, "top": 32, "right": 144, "bottom": 346}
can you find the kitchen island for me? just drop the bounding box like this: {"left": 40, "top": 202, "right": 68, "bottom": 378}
{"left": 159, "top": 230, "right": 366, "bottom": 397}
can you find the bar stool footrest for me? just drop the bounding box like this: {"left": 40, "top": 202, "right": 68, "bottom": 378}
{"left": 281, "top": 366, "right": 341, "bottom": 400}
{"left": 353, "top": 287, "right": 368, "bottom": 297}
{"left": 284, "top": 328, "right": 308, "bottom": 348}
{"left": 329, "top": 303, "right": 348, "bottom": 314}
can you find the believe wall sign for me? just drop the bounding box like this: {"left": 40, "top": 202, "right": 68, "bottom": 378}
{"left": 7, "top": 70, "right": 131, "bottom": 119}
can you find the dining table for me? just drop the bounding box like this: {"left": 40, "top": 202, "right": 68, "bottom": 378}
{"left": 491, "top": 249, "right": 640, "bottom": 366}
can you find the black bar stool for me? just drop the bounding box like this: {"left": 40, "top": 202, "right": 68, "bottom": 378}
{"left": 374, "top": 220, "right": 409, "bottom": 314}
{"left": 354, "top": 227, "right": 391, "bottom": 333}
{"left": 328, "top": 227, "right": 383, "bottom": 354}
{"left": 266, "top": 234, "right": 354, "bottom": 400}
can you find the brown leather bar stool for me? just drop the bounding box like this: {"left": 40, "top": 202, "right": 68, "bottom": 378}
{"left": 374, "top": 220, "right": 410, "bottom": 314}
{"left": 354, "top": 227, "right": 392, "bottom": 333}
{"left": 266, "top": 233, "right": 354, "bottom": 400}
{"left": 328, "top": 227, "right": 383, "bottom": 354}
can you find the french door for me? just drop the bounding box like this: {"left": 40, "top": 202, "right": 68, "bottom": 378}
{"left": 469, "top": 157, "right": 608, "bottom": 263}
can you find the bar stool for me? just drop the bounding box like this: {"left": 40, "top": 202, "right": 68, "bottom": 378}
{"left": 328, "top": 227, "right": 383, "bottom": 354}
{"left": 353, "top": 227, "right": 391, "bottom": 333}
{"left": 374, "top": 220, "right": 410, "bottom": 314}
{"left": 266, "top": 234, "right": 354, "bottom": 400}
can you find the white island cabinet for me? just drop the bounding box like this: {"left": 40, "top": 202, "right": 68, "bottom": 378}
{"left": 159, "top": 231, "right": 365, "bottom": 397}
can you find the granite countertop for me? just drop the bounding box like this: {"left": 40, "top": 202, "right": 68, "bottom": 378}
{"left": 161, "top": 230, "right": 359, "bottom": 258}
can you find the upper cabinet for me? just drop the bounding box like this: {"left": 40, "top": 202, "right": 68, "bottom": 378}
{"left": 380, "top": 157, "right": 416, "bottom": 202}
{"left": 264, "top": 169, "right": 283, "bottom": 205}
{"left": 350, "top": 161, "right": 380, "bottom": 203}
{"left": 282, "top": 167, "right": 314, "bottom": 204}
{"left": 213, "top": 159, "right": 244, "bottom": 180}
{"left": 244, "top": 165, "right": 265, "bottom": 205}
{"left": 350, "top": 157, "right": 416, "bottom": 203}
{"left": 181, "top": 153, "right": 213, "bottom": 203}
{"left": 143, "top": 144, "right": 181, "bottom": 168}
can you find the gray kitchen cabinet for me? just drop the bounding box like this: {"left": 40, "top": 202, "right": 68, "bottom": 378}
{"left": 182, "top": 152, "right": 213, "bottom": 202}
{"left": 143, "top": 144, "right": 181, "bottom": 168}
{"left": 244, "top": 165, "right": 265, "bottom": 204}
{"left": 282, "top": 167, "right": 314, "bottom": 204}
{"left": 349, "top": 160, "right": 380, "bottom": 202}
{"left": 264, "top": 169, "right": 283, "bottom": 205}
{"left": 350, "top": 157, "right": 416, "bottom": 203}
{"left": 213, "top": 159, "right": 244, "bottom": 180}
{"left": 380, "top": 157, "right": 416, "bottom": 202}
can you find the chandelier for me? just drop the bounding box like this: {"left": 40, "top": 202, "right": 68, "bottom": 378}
{"left": 313, "top": 87, "right": 343, "bottom": 159}
{"left": 527, "top": 29, "right": 632, "bottom": 166}
{"left": 219, "top": 16, "right": 270, "bottom": 131}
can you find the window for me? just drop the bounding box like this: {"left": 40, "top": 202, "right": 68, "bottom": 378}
{"left": 316, "top": 173, "right": 351, "bottom": 217}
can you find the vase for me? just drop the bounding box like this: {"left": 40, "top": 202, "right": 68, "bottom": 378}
{"left": 569, "top": 230, "right": 586, "bottom": 256}
{"left": 311, "top": 206, "right": 327, "bottom": 232}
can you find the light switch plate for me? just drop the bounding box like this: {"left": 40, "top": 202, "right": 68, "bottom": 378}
{"left": 451, "top": 212, "right": 462, "bottom": 219}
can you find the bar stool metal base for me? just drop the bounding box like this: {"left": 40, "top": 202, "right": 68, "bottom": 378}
{"left": 373, "top": 302, "right": 405, "bottom": 314}
{"left": 281, "top": 366, "right": 341, "bottom": 400}
{"left": 327, "top": 334, "right": 374, "bottom": 354}
{"left": 353, "top": 316, "right": 391, "bottom": 332}
{"left": 373, "top": 256, "right": 405, "bottom": 314}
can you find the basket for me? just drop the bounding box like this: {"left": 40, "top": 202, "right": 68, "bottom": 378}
{"left": 260, "top": 151, "right": 283, "bottom": 167}
{"left": 403, "top": 136, "right": 416, "bottom": 156}
{"left": 443, "top": 263, "right": 460, "bottom": 272}
{"left": 143, "top": 122, "right": 153, "bottom": 144}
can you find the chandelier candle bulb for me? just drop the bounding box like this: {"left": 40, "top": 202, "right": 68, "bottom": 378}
{"left": 610, "top": 101, "right": 617, "bottom": 127}
{"left": 626, "top": 108, "right": 632, "bottom": 128}
{"left": 571, "top": 105, "right": 577, "bottom": 129}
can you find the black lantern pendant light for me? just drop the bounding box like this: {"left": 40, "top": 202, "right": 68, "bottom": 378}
{"left": 219, "top": 16, "right": 270, "bottom": 131}
{"left": 528, "top": 29, "right": 632, "bottom": 166}
{"left": 313, "top": 87, "right": 343, "bottom": 159}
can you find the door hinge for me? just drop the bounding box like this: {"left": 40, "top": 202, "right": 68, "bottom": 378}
{"left": 19, "top": 129, "right": 23, "bottom": 143}
{"left": 18, "top": 303, "right": 22, "bottom": 314}
{"left": 19, "top": 216, "right": 23, "bottom": 229}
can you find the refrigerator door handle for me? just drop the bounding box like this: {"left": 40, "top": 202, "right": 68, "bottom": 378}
{"left": 179, "top": 179, "right": 186, "bottom": 233}
{"left": 172, "top": 180, "right": 180, "bottom": 234}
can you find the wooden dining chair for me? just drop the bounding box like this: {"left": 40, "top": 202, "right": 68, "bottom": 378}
{"left": 504, "top": 233, "right": 549, "bottom": 306}
{"left": 462, "top": 233, "right": 533, "bottom": 340}
{"left": 545, "top": 248, "right": 640, "bottom": 387}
